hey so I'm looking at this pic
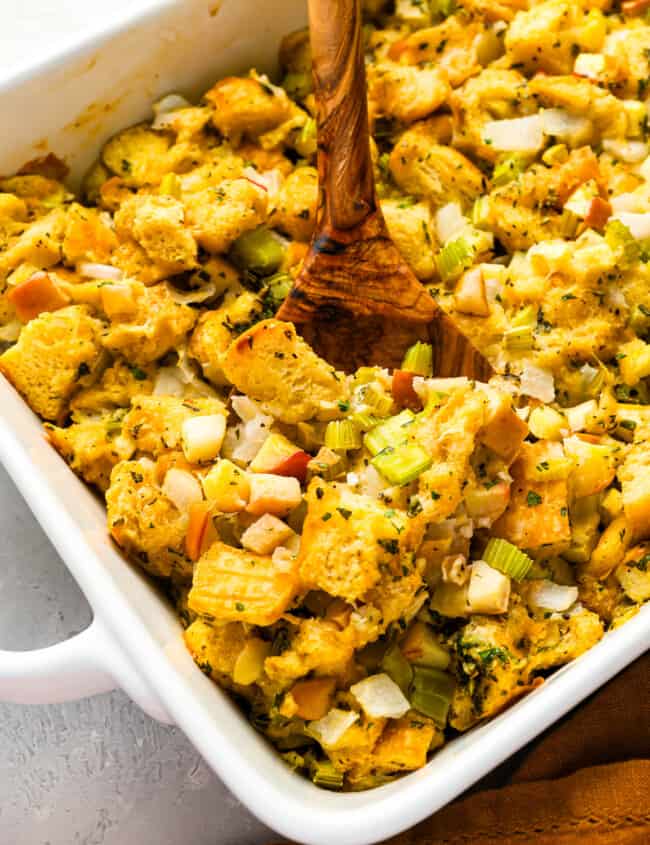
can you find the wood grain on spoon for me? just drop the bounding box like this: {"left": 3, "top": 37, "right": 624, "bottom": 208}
{"left": 277, "top": 0, "right": 492, "bottom": 380}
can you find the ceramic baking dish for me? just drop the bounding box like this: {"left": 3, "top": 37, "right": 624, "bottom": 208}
{"left": 0, "top": 2, "right": 648, "bottom": 842}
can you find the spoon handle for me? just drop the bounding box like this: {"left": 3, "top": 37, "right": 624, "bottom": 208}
{"left": 308, "top": 0, "right": 375, "bottom": 231}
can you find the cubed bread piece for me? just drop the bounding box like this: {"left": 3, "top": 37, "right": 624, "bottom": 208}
{"left": 298, "top": 480, "right": 424, "bottom": 604}
{"left": 114, "top": 194, "right": 197, "bottom": 274}
{"left": 619, "top": 444, "right": 650, "bottom": 542}
{"left": 189, "top": 291, "right": 264, "bottom": 386}
{"left": 368, "top": 63, "right": 450, "bottom": 124}
{"left": 389, "top": 122, "right": 486, "bottom": 207}
{"left": 123, "top": 395, "right": 225, "bottom": 458}
{"left": 106, "top": 459, "right": 193, "bottom": 579}
{"left": 183, "top": 179, "right": 268, "bottom": 254}
{"left": 183, "top": 618, "right": 248, "bottom": 681}
{"left": 269, "top": 167, "right": 318, "bottom": 242}
{"left": 205, "top": 75, "right": 294, "bottom": 138}
{"left": 381, "top": 198, "right": 437, "bottom": 281}
{"left": 70, "top": 359, "right": 155, "bottom": 415}
{"left": 0, "top": 304, "right": 105, "bottom": 421}
{"left": 360, "top": 714, "right": 441, "bottom": 779}
{"left": 102, "top": 282, "right": 197, "bottom": 365}
{"left": 101, "top": 124, "right": 177, "bottom": 188}
{"left": 61, "top": 203, "right": 118, "bottom": 266}
{"left": 478, "top": 387, "right": 528, "bottom": 464}
{"left": 46, "top": 413, "right": 134, "bottom": 491}
{"left": 616, "top": 543, "right": 650, "bottom": 603}
{"left": 222, "top": 319, "right": 348, "bottom": 423}
{"left": 188, "top": 540, "right": 299, "bottom": 626}
{"left": 492, "top": 444, "right": 571, "bottom": 552}
{"left": 0, "top": 208, "right": 67, "bottom": 272}
{"left": 241, "top": 514, "right": 295, "bottom": 554}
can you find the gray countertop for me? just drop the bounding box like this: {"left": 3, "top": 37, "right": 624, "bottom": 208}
{"left": 0, "top": 463, "right": 274, "bottom": 845}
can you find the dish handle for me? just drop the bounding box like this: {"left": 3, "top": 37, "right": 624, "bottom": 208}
{"left": 0, "top": 615, "right": 173, "bottom": 723}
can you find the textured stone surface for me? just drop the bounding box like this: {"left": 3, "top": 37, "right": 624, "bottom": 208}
{"left": 0, "top": 463, "right": 273, "bottom": 845}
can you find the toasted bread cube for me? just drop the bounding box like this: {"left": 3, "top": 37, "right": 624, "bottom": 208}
{"left": 241, "top": 513, "right": 295, "bottom": 555}
{"left": 1, "top": 208, "right": 67, "bottom": 272}
{"left": 223, "top": 319, "right": 348, "bottom": 423}
{"left": 62, "top": 202, "right": 118, "bottom": 266}
{"left": 368, "top": 63, "right": 450, "bottom": 125}
{"left": 564, "top": 434, "right": 618, "bottom": 499}
{"left": 202, "top": 459, "right": 250, "bottom": 512}
{"left": 183, "top": 618, "right": 248, "bottom": 680}
{"left": 298, "top": 480, "right": 424, "bottom": 603}
{"left": 101, "top": 124, "right": 177, "bottom": 188}
{"left": 183, "top": 179, "right": 268, "bottom": 254}
{"left": 181, "top": 414, "right": 226, "bottom": 463}
{"left": 619, "top": 444, "right": 650, "bottom": 541}
{"left": 617, "top": 338, "right": 650, "bottom": 386}
{"left": 106, "top": 459, "right": 192, "bottom": 579}
{"left": 114, "top": 194, "right": 197, "bottom": 273}
{"left": 616, "top": 543, "right": 650, "bottom": 603}
{"left": 188, "top": 540, "right": 299, "bottom": 625}
{"left": 381, "top": 198, "right": 437, "bottom": 281}
{"left": 493, "top": 444, "right": 571, "bottom": 551}
{"left": 367, "top": 714, "right": 440, "bottom": 776}
{"left": 8, "top": 271, "right": 70, "bottom": 322}
{"left": 123, "top": 395, "right": 225, "bottom": 458}
{"left": 70, "top": 359, "right": 155, "bottom": 415}
{"left": 46, "top": 414, "right": 134, "bottom": 491}
{"left": 247, "top": 473, "right": 302, "bottom": 517}
{"left": 269, "top": 167, "right": 318, "bottom": 242}
{"left": 0, "top": 304, "right": 104, "bottom": 421}
{"left": 102, "top": 282, "right": 197, "bottom": 365}
{"left": 205, "top": 75, "right": 293, "bottom": 138}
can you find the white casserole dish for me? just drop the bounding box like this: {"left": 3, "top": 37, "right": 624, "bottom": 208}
{"left": 0, "top": 2, "right": 648, "bottom": 842}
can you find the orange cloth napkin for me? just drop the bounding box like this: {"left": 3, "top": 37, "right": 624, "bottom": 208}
{"left": 385, "top": 652, "right": 650, "bottom": 845}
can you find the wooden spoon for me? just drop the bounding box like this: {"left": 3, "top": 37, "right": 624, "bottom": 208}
{"left": 277, "top": 0, "right": 493, "bottom": 380}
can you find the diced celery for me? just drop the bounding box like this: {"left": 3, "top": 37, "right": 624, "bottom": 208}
{"left": 159, "top": 172, "right": 181, "bottom": 198}
{"left": 282, "top": 71, "right": 312, "bottom": 100}
{"left": 350, "top": 412, "right": 384, "bottom": 431}
{"left": 542, "top": 143, "right": 569, "bottom": 166}
{"left": 409, "top": 667, "right": 456, "bottom": 728}
{"left": 482, "top": 537, "right": 533, "bottom": 581}
{"left": 310, "top": 759, "right": 344, "bottom": 790}
{"left": 436, "top": 235, "right": 474, "bottom": 283}
{"left": 401, "top": 341, "right": 433, "bottom": 377}
{"left": 472, "top": 195, "right": 491, "bottom": 226}
{"left": 265, "top": 272, "right": 293, "bottom": 306}
{"left": 401, "top": 622, "right": 450, "bottom": 670}
{"left": 230, "top": 227, "right": 286, "bottom": 276}
{"left": 372, "top": 443, "right": 432, "bottom": 484}
{"left": 605, "top": 219, "right": 640, "bottom": 267}
{"left": 324, "top": 420, "right": 362, "bottom": 451}
{"left": 492, "top": 155, "right": 527, "bottom": 187}
{"left": 504, "top": 304, "right": 537, "bottom": 350}
{"left": 381, "top": 644, "right": 413, "bottom": 695}
{"left": 306, "top": 447, "right": 347, "bottom": 482}
{"left": 364, "top": 410, "right": 416, "bottom": 456}
{"left": 355, "top": 382, "right": 394, "bottom": 416}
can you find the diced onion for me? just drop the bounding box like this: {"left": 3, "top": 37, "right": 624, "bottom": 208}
{"left": 602, "top": 139, "right": 648, "bottom": 163}
{"left": 565, "top": 400, "right": 597, "bottom": 433}
{"left": 79, "top": 262, "right": 123, "bottom": 281}
{"left": 467, "top": 560, "right": 511, "bottom": 614}
{"left": 611, "top": 212, "right": 650, "bottom": 240}
{"left": 573, "top": 52, "right": 606, "bottom": 79}
{"left": 162, "top": 468, "right": 203, "bottom": 511}
{"left": 223, "top": 396, "right": 274, "bottom": 464}
{"left": 242, "top": 166, "right": 283, "bottom": 197}
{"left": 152, "top": 93, "right": 192, "bottom": 130}
{"left": 153, "top": 367, "right": 185, "bottom": 397}
{"left": 181, "top": 415, "right": 226, "bottom": 463}
{"left": 482, "top": 115, "right": 544, "bottom": 153}
{"left": 540, "top": 109, "right": 591, "bottom": 142}
{"left": 610, "top": 192, "right": 644, "bottom": 213}
{"left": 166, "top": 282, "right": 217, "bottom": 305}
{"left": 519, "top": 364, "right": 555, "bottom": 403}
{"left": 308, "top": 708, "right": 359, "bottom": 747}
{"left": 350, "top": 673, "right": 410, "bottom": 719}
{"left": 528, "top": 580, "right": 579, "bottom": 612}
{"left": 435, "top": 202, "right": 467, "bottom": 243}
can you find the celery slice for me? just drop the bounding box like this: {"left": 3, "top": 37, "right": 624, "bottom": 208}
{"left": 436, "top": 235, "right": 475, "bottom": 283}
{"left": 482, "top": 537, "right": 533, "bottom": 581}
{"left": 230, "top": 227, "right": 286, "bottom": 276}
{"left": 350, "top": 412, "right": 384, "bottom": 431}
{"left": 504, "top": 305, "right": 537, "bottom": 350}
{"left": 605, "top": 219, "right": 640, "bottom": 267}
{"left": 324, "top": 420, "right": 362, "bottom": 451}
{"left": 355, "top": 381, "right": 394, "bottom": 416}
{"left": 409, "top": 667, "right": 455, "bottom": 728}
{"left": 402, "top": 341, "right": 433, "bottom": 377}
{"left": 492, "top": 155, "right": 527, "bottom": 187}
{"left": 310, "top": 760, "right": 344, "bottom": 790}
{"left": 372, "top": 444, "right": 432, "bottom": 485}
{"left": 264, "top": 272, "right": 293, "bottom": 306}
{"left": 364, "top": 410, "right": 415, "bottom": 456}
{"left": 381, "top": 645, "right": 413, "bottom": 695}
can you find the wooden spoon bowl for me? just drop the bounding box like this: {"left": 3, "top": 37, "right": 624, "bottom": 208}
{"left": 278, "top": 0, "right": 492, "bottom": 380}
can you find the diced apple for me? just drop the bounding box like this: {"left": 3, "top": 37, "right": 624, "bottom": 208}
{"left": 288, "top": 677, "right": 337, "bottom": 721}
{"left": 467, "top": 560, "right": 511, "bottom": 614}
{"left": 100, "top": 283, "right": 138, "bottom": 319}
{"left": 241, "top": 513, "right": 295, "bottom": 554}
{"left": 202, "top": 459, "right": 250, "bottom": 512}
{"left": 247, "top": 473, "right": 302, "bottom": 516}
{"left": 186, "top": 501, "right": 216, "bottom": 562}
{"left": 528, "top": 405, "right": 567, "bottom": 440}
{"left": 583, "top": 197, "right": 612, "bottom": 231}
{"left": 8, "top": 271, "right": 70, "bottom": 322}
{"left": 232, "top": 638, "right": 271, "bottom": 686}
{"left": 181, "top": 415, "right": 226, "bottom": 463}
{"left": 454, "top": 267, "right": 489, "bottom": 317}
{"left": 400, "top": 622, "right": 450, "bottom": 669}
{"left": 162, "top": 468, "right": 203, "bottom": 511}
{"left": 248, "top": 432, "right": 307, "bottom": 480}
{"left": 392, "top": 369, "right": 421, "bottom": 410}
{"left": 479, "top": 388, "right": 528, "bottom": 464}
